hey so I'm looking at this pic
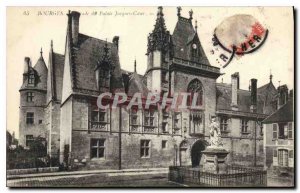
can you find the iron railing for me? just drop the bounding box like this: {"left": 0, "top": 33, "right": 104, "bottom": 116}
{"left": 169, "top": 165, "right": 267, "bottom": 187}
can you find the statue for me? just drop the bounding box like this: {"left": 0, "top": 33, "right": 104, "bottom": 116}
{"left": 209, "top": 116, "right": 222, "bottom": 148}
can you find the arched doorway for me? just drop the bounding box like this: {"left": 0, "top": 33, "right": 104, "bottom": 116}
{"left": 191, "top": 140, "right": 207, "bottom": 167}
{"left": 179, "top": 140, "right": 189, "bottom": 166}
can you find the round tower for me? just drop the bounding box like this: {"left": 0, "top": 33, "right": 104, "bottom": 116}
{"left": 19, "top": 49, "right": 48, "bottom": 147}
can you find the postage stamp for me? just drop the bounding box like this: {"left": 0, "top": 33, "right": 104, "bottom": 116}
{"left": 211, "top": 14, "right": 268, "bottom": 68}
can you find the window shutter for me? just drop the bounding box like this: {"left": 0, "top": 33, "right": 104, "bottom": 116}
{"left": 289, "top": 150, "right": 294, "bottom": 158}
{"left": 273, "top": 124, "right": 278, "bottom": 139}
{"left": 288, "top": 122, "right": 293, "bottom": 139}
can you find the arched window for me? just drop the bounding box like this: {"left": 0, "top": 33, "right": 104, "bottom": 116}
{"left": 187, "top": 79, "right": 203, "bottom": 106}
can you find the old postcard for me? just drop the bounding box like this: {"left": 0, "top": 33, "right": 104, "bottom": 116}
{"left": 6, "top": 6, "right": 294, "bottom": 187}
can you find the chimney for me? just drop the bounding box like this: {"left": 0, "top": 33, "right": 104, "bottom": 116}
{"left": 70, "top": 11, "right": 80, "bottom": 46}
{"left": 231, "top": 72, "right": 239, "bottom": 110}
{"left": 277, "top": 85, "right": 288, "bottom": 109}
{"left": 23, "top": 57, "right": 30, "bottom": 74}
{"left": 250, "top": 78, "right": 257, "bottom": 112}
{"left": 113, "top": 36, "right": 119, "bottom": 51}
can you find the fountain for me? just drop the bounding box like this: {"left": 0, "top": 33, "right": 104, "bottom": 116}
{"left": 168, "top": 116, "right": 267, "bottom": 187}
{"left": 202, "top": 116, "right": 229, "bottom": 174}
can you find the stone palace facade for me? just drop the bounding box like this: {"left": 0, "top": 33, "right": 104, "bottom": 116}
{"left": 19, "top": 7, "right": 290, "bottom": 170}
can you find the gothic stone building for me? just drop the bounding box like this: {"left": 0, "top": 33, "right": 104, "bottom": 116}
{"left": 19, "top": 7, "right": 285, "bottom": 169}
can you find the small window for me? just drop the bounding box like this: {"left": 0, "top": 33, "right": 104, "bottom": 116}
{"left": 278, "top": 149, "right": 288, "bottom": 167}
{"left": 144, "top": 110, "right": 155, "bottom": 127}
{"left": 25, "top": 135, "right": 34, "bottom": 147}
{"left": 241, "top": 119, "right": 249, "bottom": 133}
{"left": 26, "top": 92, "right": 34, "bottom": 102}
{"left": 91, "top": 108, "right": 106, "bottom": 123}
{"left": 273, "top": 124, "right": 278, "bottom": 139}
{"left": 90, "top": 139, "right": 105, "bottom": 159}
{"left": 130, "top": 108, "right": 138, "bottom": 126}
{"left": 26, "top": 112, "right": 34, "bottom": 124}
{"left": 162, "top": 140, "right": 167, "bottom": 149}
{"left": 220, "top": 117, "right": 228, "bottom": 131}
{"left": 39, "top": 120, "right": 42, "bottom": 124}
{"left": 288, "top": 122, "right": 293, "bottom": 139}
{"left": 140, "top": 140, "right": 150, "bottom": 158}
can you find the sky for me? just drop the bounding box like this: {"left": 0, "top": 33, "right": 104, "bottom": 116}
{"left": 7, "top": 7, "right": 294, "bottom": 138}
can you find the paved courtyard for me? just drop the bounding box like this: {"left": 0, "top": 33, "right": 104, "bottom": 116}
{"left": 7, "top": 170, "right": 294, "bottom": 188}
{"left": 7, "top": 172, "right": 181, "bottom": 187}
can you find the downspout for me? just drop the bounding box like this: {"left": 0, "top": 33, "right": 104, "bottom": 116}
{"left": 118, "top": 106, "right": 122, "bottom": 170}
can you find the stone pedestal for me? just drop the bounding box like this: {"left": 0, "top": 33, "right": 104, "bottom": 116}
{"left": 202, "top": 147, "right": 229, "bottom": 174}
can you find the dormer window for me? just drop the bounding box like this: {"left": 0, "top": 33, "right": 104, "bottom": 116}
{"left": 98, "top": 68, "right": 110, "bottom": 89}
{"left": 191, "top": 43, "right": 199, "bottom": 61}
{"left": 28, "top": 73, "right": 35, "bottom": 85}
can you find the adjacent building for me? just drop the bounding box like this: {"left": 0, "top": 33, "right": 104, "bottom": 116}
{"left": 263, "top": 87, "right": 294, "bottom": 174}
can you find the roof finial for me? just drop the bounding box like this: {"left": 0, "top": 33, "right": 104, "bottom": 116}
{"left": 104, "top": 38, "right": 109, "bottom": 55}
{"left": 177, "top": 7, "right": 182, "bottom": 17}
{"left": 134, "top": 57, "right": 137, "bottom": 73}
{"left": 50, "top": 40, "right": 53, "bottom": 51}
{"left": 269, "top": 69, "right": 273, "bottom": 82}
{"left": 189, "top": 9, "right": 193, "bottom": 20}
{"left": 195, "top": 20, "right": 198, "bottom": 32}
{"left": 40, "top": 47, "right": 43, "bottom": 57}
{"left": 157, "top": 6, "right": 164, "bottom": 17}
{"left": 278, "top": 81, "right": 281, "bottom": 87}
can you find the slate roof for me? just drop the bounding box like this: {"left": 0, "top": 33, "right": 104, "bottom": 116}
{"left": 71, "top": 33, "right": 124, "bottom": 94}
{"left": 216, "top": 83, "right": 266, "bottom": 114}
{"left": 20, "top": 56, "right": 48, "bottom": 91}
{"left": 263, "top": 99, "right": 293, "bottom": 123}
{"left": 33, "top": 56, "right": 48, "bottom": 91}
{"left": 257, "top": 81, "right": 278, "bottom": 115}
{"left": 172, "top": 17, "right": 210, "bottom": 65}
{"left": 127, "top": 72, "right": 148, "bottom": 97}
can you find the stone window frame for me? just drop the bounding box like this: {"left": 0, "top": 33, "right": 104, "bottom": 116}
{"left": 26, "top": 92, "right": 34, "bottom": 102}
{"left": 90, "top": 106, "right": 109, "bottom": 131}
{"left": 98, "top": 68, "right": 110, "bottom": 89}
{"left": 140, "top": 139, "right": 151, "bottom": 158}
{"left": 277, "top": 148, "right": 289, "bottom": 167}
{"left": 189, "top": 111, "right": 204, "bottom": 135}
{"left": 28, "top": 73, "right": 35, "bottom": 85}
{"left": 162, "top": 140, "right": 167, "bottom": 149}
{"left": 26, "top": 112, "right": 34, "bottom": 124}
{"left": 186, "top": 79, "right": 204, "bottom": 107}
{"left": 25, "top": 135, "right": 34, "bottom": 147}
{"left": 129, "top": 107, "right": 140, "bottom": 133}
{"left": 143, "top": 109, "right": 156, "bottom": 127}
{"left": 90, "top": 138, "right": 106, "bottom": 160}
{"left": 241, "top": 119, "right": 249, "bottom": 134}
{"left": 278, "top": 122, "right": 289, "bottom": 139}
{"left": 220, "top": 116, "right": 229, "bottom": 132}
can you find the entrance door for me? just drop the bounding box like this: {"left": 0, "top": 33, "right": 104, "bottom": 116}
{"left": 191, "top": 140, "right": 206, "bottom": 167}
